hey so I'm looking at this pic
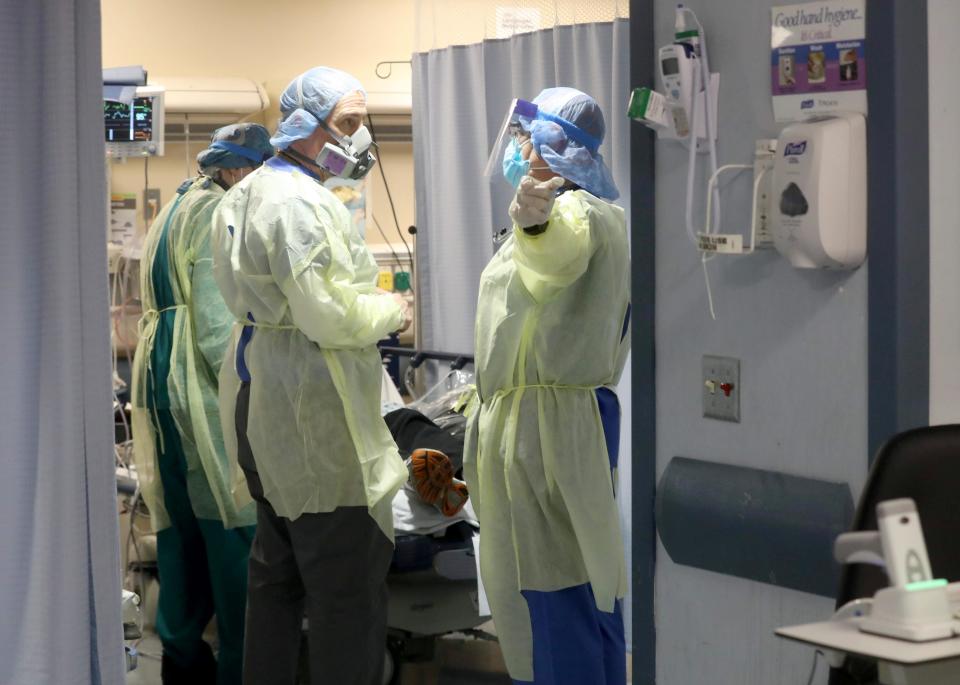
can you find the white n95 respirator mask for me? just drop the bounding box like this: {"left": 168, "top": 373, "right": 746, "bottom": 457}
{"left": 315, "top": 124, "right": 377, "bottom": 180}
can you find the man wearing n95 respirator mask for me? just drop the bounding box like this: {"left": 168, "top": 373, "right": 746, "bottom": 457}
{"left": 467, "top": 87, "right": 630, "bottom": 685}
{"left": 211, "top": 66, "right": 410, "bottom": 685}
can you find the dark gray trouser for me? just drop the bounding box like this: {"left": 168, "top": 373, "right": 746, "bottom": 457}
{"left": 235, "top": 382, "right": 392, "bottom": 685}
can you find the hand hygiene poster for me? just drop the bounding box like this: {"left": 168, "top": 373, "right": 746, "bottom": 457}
{"left": 771, "top": 0, "right": 866, "bottom": 122}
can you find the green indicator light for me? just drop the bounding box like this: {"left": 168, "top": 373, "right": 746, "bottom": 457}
{"left": 905, "top": 579, "right": 948, "bottom": 592}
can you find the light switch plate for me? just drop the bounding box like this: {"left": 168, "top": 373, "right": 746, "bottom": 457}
{"left": 703, "top": 355, "right": 740, "bottom": 422}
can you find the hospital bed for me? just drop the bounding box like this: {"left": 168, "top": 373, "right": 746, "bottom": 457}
{"left": 114, "top": 348, "right": 490, "bottom": 684}
{"left": 378, "top": 346, "right": 491, "bottom": 683}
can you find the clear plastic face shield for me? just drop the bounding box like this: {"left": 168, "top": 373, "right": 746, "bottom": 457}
{"left": 483, "top": 98, "right": 539, "bottom": 179}
{"left": 484, "top": 98, "right": 602, "bottom": 186}
{"left": 486, "top": 99, "right": 545, "bottom": 250}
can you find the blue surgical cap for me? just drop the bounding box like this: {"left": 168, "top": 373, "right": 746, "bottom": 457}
{"left": 196, "top": 123, "right": 273, "bottom": 173}
{"left": 270, "top": 67, "right": 366, "bottom": 150}
{"left": 520, "top": 87, "right": 619, "bottom": 201}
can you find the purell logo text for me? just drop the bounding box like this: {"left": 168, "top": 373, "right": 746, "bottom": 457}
{"left": 784, "top": 141, "right": 807, "bottom": 156}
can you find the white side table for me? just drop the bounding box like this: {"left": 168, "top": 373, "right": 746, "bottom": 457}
{"left": 776, "top": 618, "right": 960, "bottom": 685}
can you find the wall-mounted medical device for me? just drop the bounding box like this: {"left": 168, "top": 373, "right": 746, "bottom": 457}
{"left": 656, "top": 33, "right": 719, "bottom": 144}
{"left": 657, "top": 44, "right": 697, "bottom": 138}
{"left": 771, "top": 113, "right": 866, "bottom": 270}
{"left": 104, "top": 85, "right": 165, "bottom": 158}
{"left": 627, "top": 5, "right": 868, "bottom": 317}
{"left": 659, "top": 44, "right": 694, "bottom": 110}
{"left": 834, "top": 499, "right": 960, "bottom": 643}
{"left": 627, "top": 9, "right": 718, "bottom": 145}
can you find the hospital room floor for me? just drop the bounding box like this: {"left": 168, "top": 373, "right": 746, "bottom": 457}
{"left": 126, "top": 629, "right": 512, "bottom": 684}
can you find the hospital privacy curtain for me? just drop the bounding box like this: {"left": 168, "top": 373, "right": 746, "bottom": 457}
{"left": 0, "top": 0, "right": 124, "bottom": 682}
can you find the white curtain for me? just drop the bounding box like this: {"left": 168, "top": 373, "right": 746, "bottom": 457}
{"left": 412, "top": 18, "right": 634, "bottom": 643}
{"left": 0, "top": 1, "right": 124, "bottom": 683}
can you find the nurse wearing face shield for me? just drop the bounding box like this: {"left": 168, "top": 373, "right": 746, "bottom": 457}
{"left": 211, "top": 67, "right": 412, "bottom": 685}
{"left": 465, "top": 87, "right": 631, "bottom": 685}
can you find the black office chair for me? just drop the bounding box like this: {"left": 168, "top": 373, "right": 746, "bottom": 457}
{"left": 829, "top": 425, "right": 960, "bottom": 685}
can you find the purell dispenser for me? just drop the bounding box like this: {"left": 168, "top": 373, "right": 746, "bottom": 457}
{"left": 771, "top": 113, "right": 867, "bottom": 269}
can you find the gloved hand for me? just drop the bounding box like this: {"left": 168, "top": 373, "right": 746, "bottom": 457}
{"left": 393, "top": 292, "right": 413, "bottom": 333}
{"left": 377, "top": 288, "right": 413, "bottom": 333}
{"left": 509, "top": 176, "right": 565, "bottom": 229}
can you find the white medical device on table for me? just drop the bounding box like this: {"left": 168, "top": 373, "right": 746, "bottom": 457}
{"left": 777, "top": 498, "right": 960, "bottom": 685}
{"left": 832, "top": 499, "right": 959, "bottom": 643}
{"left": 104, "top": 85, "right": 165, "bottom": 158}
{"left": 771, "top": 112, "right": 866, "bottom": 270}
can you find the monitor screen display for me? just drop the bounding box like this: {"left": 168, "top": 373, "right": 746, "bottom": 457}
{"left": 662, "top": 57, "right": 680, "bottom": 76}
{"left": 105, "top": 97, "right": 154, "bottom": 143}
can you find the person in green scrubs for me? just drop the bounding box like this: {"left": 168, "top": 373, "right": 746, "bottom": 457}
{"left": 129, "top": 123, "right": 273, "bottom": 684}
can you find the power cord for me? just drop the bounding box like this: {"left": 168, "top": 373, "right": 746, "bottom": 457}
{"left": 366, "top": 115, "right": 415, "bottom": 292}
{"left": 125, "top": 488, "right": 148, "bottom": 641}
{"left": 701, "top": 255, "right": 717, "bottom": 321}
{"left": 698, "top": 163, "right": 753, "bottom": 322}
{"left": 806, "top": 649, "right": 824, "bottom": 685}
{"left": 372, "top": 214, "right": 405, "bottom": 271}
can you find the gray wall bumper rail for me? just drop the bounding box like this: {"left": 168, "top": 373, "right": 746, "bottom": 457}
{"left": 657, "top": 457, "right": 854, "bottom": 597}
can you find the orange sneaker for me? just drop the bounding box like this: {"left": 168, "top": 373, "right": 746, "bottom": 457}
{"left": 439, "top": 480, "right": 469, "bottom": 517}
{"left": 405, "top": 448, "right": 469, "bottom": 516}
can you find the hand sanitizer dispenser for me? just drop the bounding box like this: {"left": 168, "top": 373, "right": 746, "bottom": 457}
{"left": 772, "top": 113, "right": 866, "bottom": 269}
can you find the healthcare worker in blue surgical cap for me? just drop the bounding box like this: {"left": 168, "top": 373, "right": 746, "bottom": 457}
{"left": 130, "top": 123, "right": 273, "bottom": 684}
{"left": 465, "top": 87, "right": 630, "bottom": 685}
{"left": 211, "top": 67, "right": 412, "bottom": 685}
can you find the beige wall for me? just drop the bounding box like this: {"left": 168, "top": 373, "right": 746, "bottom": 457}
{"left": 102, "top": 0, "right": 417, "bottom": 250}
{"left": 100, "top": 0, "right": 622, "bottom": 244}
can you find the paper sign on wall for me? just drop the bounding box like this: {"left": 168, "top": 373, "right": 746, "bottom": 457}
{"left": 110, "top": 194, "right": 137, "bottom": 246}
{"left": 771, "top": 0, "right": 867, "bottom": 122}
{"left": 496, "top": 7, "right": 541, "bottom": 38}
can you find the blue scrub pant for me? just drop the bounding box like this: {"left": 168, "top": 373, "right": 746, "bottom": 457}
{"left": 514, "top": 587, "right": 626, "bottom": 685}
{"left": 512, "top": 387, "right": 626, "bottom": 685}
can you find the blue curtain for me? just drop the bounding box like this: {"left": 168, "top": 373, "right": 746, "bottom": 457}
{"left": 0, "top": 1, "right": 124, "bottom": 682}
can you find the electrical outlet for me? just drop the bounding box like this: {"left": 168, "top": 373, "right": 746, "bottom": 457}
{"left": 143, "top": 188, "right": 161, "bottom": 225}
{"left": 753, "top": 139, "right": 777, "bottom": 248}
{"left": 377, "top": 271, "right": 395, "bottom": 291}
{"left": 703, "top": 355, "right": 740, "bottom": 422}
